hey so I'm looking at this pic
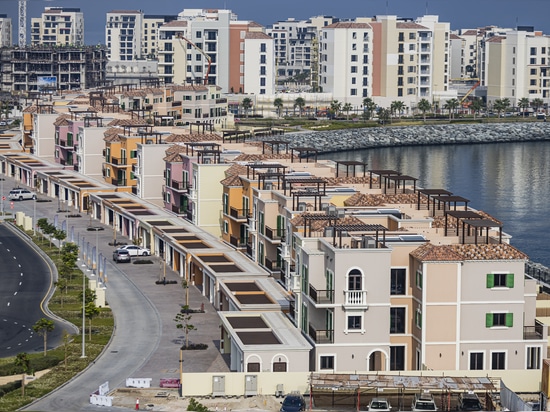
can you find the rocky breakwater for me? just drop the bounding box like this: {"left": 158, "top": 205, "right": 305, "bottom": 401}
{"left": 283, "top": 122, "right": 550, "bottom": 155}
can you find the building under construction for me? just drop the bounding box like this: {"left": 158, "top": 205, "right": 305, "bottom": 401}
{"left": 0, "top": 45, "right": 108, "bottom": 93}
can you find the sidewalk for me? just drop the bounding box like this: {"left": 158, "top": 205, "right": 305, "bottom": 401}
{"left": 1, "top": 175, "right": 230, "bottom": 386}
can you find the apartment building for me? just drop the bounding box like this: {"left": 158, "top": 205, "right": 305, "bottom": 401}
{"left": 0, "top": 46, "right": 107, "bottom": 93}
{"left": 243, "top": 32, "right": 276, "bottom": 95}
{"left": 31, "top": 7, "right": 84, "bottom": 46}
{"left": 106, "top": 10, "right": 144, "bottom": 61}
{"left": 369, "top": 15, "right": 450, "bottom": 109}
{"left": 484, "top": 28, "right": 550, "bottom": 107}
{"left": 22, "top": 103, "right": 58, "bottom": 160}
{"left": 318, "top": 22, "right": 374, "bottom": 107}
{"left": 0, "top": 14, "right": 12, "bottom": 47}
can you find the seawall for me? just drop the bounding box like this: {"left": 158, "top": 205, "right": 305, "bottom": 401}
{"left": 282, "top": 122, "right": 550, "bottom": 154}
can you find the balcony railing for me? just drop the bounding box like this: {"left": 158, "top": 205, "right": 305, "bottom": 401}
{"left": 111, "top": 157, "right": 127, "bottom": 166}
{"left": 265, "top": 226, "right": 285, "bottom": 241}
{"left": 309, "top": 285, "right": 334, "bottom": 304}
{"left": 171, "top": 179, "right": 189, "bottom": 191}
{"left": 73, "top": 164, "right": 79, "bottom": 172}
{"left": 230, "top": 235, "right": 247, "bottom": 248}
{"left": 171, "top": 204, "right": 186, "bottom": 214}
{"left": 111, "top": 178, "right": 127, "bottom": 186}
{"left": 309, "top": 324, "right": 334, "bottom": 344}
{"left": 229, "top": 207, "right": 249, "bottom": 220}
{"left": 524, "top": 321, "right": 545, "bottom": 340}
{"left": 265, "top": 257, "right": 281, "bottom": 272}
{"left": 344, "top": 290, "right": 367, "bottom": 306}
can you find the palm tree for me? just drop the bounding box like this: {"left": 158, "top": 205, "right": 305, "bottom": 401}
{"left": 531, "top": 98, "right": 544, "bottom": 114}
{"left": 342, "top": 103, "right": 353, "bottom": 120}
{"left": 362, "top": 97, "right": 377, "bottom": 120}
{"left": 470, "top": 98, "right": 484, "bottom": 120}
{"left": 294, "top": 97, "right": 306, "bottom": 117}
{"left": 15, "top": 352, "right": 30, "bottom": 396}
{"left": 329, "top": 100, "right": 341, "bottom": 119}
{"left": 273, "top": 97, "right": 283, "bottom": 118}
{"left": 493, "top": 98, "right": 511, "bottom": 118}
{"left": 417, "top": 99, "right": 431, "bottom": 122}
{"left": 378, "top": 108, "right": 391, "bottom": 125}
{"left": 33, "top": 318, "right": 55, "bottom": 356}
{"left": 390, "top": 100, "right": 406, "bottom": 119}
{"left": 241, "top": 97, "right": 253, "bottom": 118}
{"left": 444, "top": 98, "right": 460, "bottom": 120}
{"left": 175, "top": 306, "right": 196, "bottom": 349}
{"left": 518, "top": 98, "right": 530, "bottom": 117}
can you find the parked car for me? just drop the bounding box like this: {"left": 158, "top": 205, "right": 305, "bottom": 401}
{"left": 367, "top": 397, "right": 392, "bottom": 411}
{"left": 458, "top": 392, "right": 483, "bottom": 411}
{"left": 116, "top": 245, "right": 150, "bottom": 256}
{"left": 280, "top": 392, "right": 306, "bottom": 412}
{"left": 412, "top": 392, "right": 437, "bottom": 411}
{"left": 113, "top": 249, "right": 131, "bottom": 263}
{"left": 8, "top": 188, "right": 36, "bottom": 201}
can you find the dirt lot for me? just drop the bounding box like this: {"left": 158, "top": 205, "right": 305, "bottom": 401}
{"left": 112, "top": 388, "right": 284, "bottom": 411}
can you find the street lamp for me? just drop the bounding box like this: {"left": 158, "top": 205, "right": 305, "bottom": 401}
{"left": 81, "top": 268, "right": 86, "bottom": 358}
{"left": 1, "top": 175, "right": 5, "bottom": 216}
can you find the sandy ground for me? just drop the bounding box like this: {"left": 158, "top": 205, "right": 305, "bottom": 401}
{"left": 0, "top": 369, "right": 51, "bottom": 385}
{"left": 111, "top": 388, "right": 283, "bottom": 411}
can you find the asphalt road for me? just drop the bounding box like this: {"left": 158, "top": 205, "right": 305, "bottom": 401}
{"left": 0, "top": 224, "right": 75, "bottom": 357}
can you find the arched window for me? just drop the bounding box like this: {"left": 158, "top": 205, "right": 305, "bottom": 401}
{"left": 348, "top": 269, "right": 362, "bottom": 291}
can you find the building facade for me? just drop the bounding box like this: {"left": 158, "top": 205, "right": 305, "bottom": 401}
{"left": 0, "top": 14, "right": 12, "bottom": 48}
{"left": 31, "top": 7, "right": 84, "bottom": 46}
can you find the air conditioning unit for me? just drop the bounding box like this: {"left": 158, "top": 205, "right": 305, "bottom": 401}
{"left": 264, "top": 182, "right": 273, "bottom": 190}
{"left": 324, "top": 227, "right": 334, "bottom": 238}
{"left": 298, "top": 202, "right": 306, "bottom": 211}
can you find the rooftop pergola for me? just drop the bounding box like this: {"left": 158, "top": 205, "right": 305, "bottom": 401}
{"left": 261, "top": 139, "right": 291, "bottom": 155}
{"left": 417, "top": 188, "right": 453, "bottom": 210}
{"left": 291, "top": 180, "right": 328, "bottom": 212}
{"left": 444, "top": 210, "right": 483, "bottom": 236}
{"left": 369, "top": 169, "right": 401, "bottom": 189}
{"left": 461, "top": 218, "right": 503, "bottom": 244}
{"left": 331, "top": 223, "right": 388, "bottom": 248}
{"left": 383, "top": 174, "right": 418, "bottom": 194}
{"left": 430, "top": 195, "right": 470, "bottom": 217}
{"left": 184, "top": 142, "right": 221, "bottom": 157}
{"left": 335, "top": 160, "right": 368, "bottom": 178}
{"left": 245, "top": 162, "right": 287, "bottom": 180}
{"left": 291, "top": 147, "right": 318, "bottom": 163}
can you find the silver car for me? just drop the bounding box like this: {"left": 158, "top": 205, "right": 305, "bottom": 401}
{"left": 8, "top": 188, "right": 37, "bottom": 201}
{"left": 113, "top": 249, "right": 131, "bottom": 263}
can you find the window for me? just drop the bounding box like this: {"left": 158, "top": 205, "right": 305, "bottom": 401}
{"left": 223, "top": 220, "right": 228, "bottom": 234}
{"left": 320, "top": 355, "right": 334, "bottom": 370}
{"left": 390, "top": 346, "right": 405, "bottom": 370}
{"left": 391, "top": 269, "right": 406, "bottom": 295}
{"left": 348, "top": 269, "right": 362, "bottom": 291}
{"left": 486, "top": 312, "right": 513, "bottom": 327}
{"left": 130, "top": 150, "right": 137, "bottom": 158}
{"left": 486, "top": 273, "right": 514, "bottom": 288}
{"left": 415, "top": 270, "right": 423, "bottom": 289}
{"left": 390, "top": 307, "right": 405, "bottom": 333}
{"left": 351, "top": 55, "right": 358, "bottom": 62}
{"left": 222, "top": 193, "right": 229, "bottom": 214}
{"left": 491, "top": 352, "right": 506, "bottom": 370}
{"left": 350, "top": 89, "right": 357, "bottom": 96}
{"left": 415, "top": 309, "right": 422, "bottom": 329}
{"left": 469, "top": 352, "right": 484, "bottom": 370}
{"left": 260, "top": 43, "right": 266, "bottom": 53}
{"left": 347, "top": 315, "right": 362, "bottom": 330}
{"left": 527, "top": 347, "right": 541, "bottom": 369}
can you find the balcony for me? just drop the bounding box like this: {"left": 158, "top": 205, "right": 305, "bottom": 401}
{"left": 344, "top": 290, "right": 368, "bottom": 308}
{"left": 171, "top": 179, "right": 190, "bottom": 191}
{"left": 73, "top": 164, "right": 79, "bottom": 172}
{"left": 229, "top": 207, "right": 249, "bottom": 221}
{"left": 111, "top": 157, "right": 127, "bottom": 166}
{"left": 265, "top": 226, "right": 285, "bottom": 242}
{"left": 171, "top": 204, "right": 187, "bottom": 214}
{"left": 132, "top": 186, "right": 138, "bottom": 195}
{"left": 58, "top": 139, "right": 73, "bottom": 148}
{"left": 309, "top": 285, "right": 334, "bottom": 304}
{"left": 265, "top": 258, "right": 282, "bottom": 274}
{"left": 308, "top": 323, "right": 334, "bottom": 344}
{"left": 229, "top": 235, "right": 247, "bottom": 249}
{"left": 111, "top": 178, "right": 127, "bottom": 186}
{"left": 524, "top": 320, "right": 546, "bottom": 340}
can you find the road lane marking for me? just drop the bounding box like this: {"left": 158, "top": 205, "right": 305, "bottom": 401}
{"left": 13, "top": 292, "right": 17, "bottom": 296}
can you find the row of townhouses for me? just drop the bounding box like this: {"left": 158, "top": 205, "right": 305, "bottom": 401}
{"left": 2, "top": 88, "right": 547, "bottom": 376}
{"left": 1, "top": 8, "right": 549, "bottom": 109}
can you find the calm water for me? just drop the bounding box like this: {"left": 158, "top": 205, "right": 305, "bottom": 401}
{"left": 318, "top": 141, "right": 550, "bottom": 268}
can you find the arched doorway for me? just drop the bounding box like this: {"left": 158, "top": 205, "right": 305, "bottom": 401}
{"left": 367, "top": 350, "right": 387, "bottom": 371}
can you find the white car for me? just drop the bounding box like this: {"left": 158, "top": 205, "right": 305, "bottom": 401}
{"left": 116, "top": 245, "right": 150, "bottom": 256}
{"left": 8, "top": 188, "right": 37, "bottom": 201}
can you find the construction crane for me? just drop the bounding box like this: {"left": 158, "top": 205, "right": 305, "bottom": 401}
{"left": 460, "top": 80, "right": 481, "bottom": 105}
{"left": 19, "top": 0, "right": 26, "bottom": 48}
{"left": 176, "top": 34, "right": 212, "bottom": 85}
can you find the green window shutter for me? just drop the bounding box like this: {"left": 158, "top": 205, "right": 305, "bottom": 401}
{"left": 486, "top": 274, "right": 494, "bottom": 288}
{"left": 506, "top": 273, "right": 514, "bottom": 288}
{"left": 486, "top": 313, "right": 493, "bottom": 327}
{"left": 505, "top": 313, "right": 513, "bottom": 327}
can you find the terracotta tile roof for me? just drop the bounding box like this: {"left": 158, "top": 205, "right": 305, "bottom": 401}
{"left": 411, "top": 243, "right": 528, "bottom": 262}
{"left": 170, "top": 84, "right": 209, "bottom": 92}
{"left": 233, "top": 153, "right": 292, "bottom": 162}
{"left": 54, "top": 114, "right": 72, "bottom": 126}
{"left": 325, "top": 176, "right": 374, "bottom": 185}
{"left": 103, "top": 127, "right": 122, "bottom": 142}
{"left": 23, "top": 105, "right": 39, "bottom": 113}
{"left": 450, "top": 33, "right": 462, "bottom": 40}
{"left": 432, "top": 210, "right": 501, "bottom": 229}
{"left": 396, "top": 22, "right": 428, "bottom": 30}
{"left": 344, "top": 192, "right": 419, "bottom": 207}
{"left": 162, "top": 20, "right": 187, "bottom": 28}
{"left": 164, "top": 132, "right": 222, "bottom": 143}
{"left": 486, "top": 36, "right": 505, "bottom": 43}
{"left": 163, "top": 144, "right": 188, "bottom": 162}
{"left": 290, "top": 213, "right": 362, "bottom": 231}
{"left": 220, "top": 163, "right": 248, "bottom": 187}
{"left": 220, "top": 174, "right": 243, "bottom": 187}
{"left": 461, "top": 29, "right": 479, "bottom": 35}
{"left": 325, "top": 22, "right": 371, "bottom": 29}
{"left": 245, "top": 32, "right": 272, "bottom": 40}
{"left": 107, "top": 118, "right": 149, "bottom": 127}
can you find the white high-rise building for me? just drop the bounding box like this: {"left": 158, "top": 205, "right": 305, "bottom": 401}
{"left": 31, "top": 7, "right": 84, "bottom": 46}
{"left": 106, "top": 10, "right": 144, "bottom": 61}
{"left": 0, "top": 14, "right": 12, "bottom": 47}
{"left": 243, "top": 32, "right": 275, "bottom": 95}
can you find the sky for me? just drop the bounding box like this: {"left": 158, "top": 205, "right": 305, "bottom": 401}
{"left": 0, "top": 0, "right": 549, "bottom": 45}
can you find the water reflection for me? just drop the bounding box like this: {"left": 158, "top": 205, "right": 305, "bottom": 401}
{"left": 319, "top": 141, "right": 550, "bottom": 267}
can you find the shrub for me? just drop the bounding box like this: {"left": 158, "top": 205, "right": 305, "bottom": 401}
{"left": 181, "top": 343, "right": 208, "bottom": 350}
{"left": 0, "top": 380, "right": 21, "bottom": 397}
{"left": 133, "top": 259, "right": 154, "bottom": 264}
